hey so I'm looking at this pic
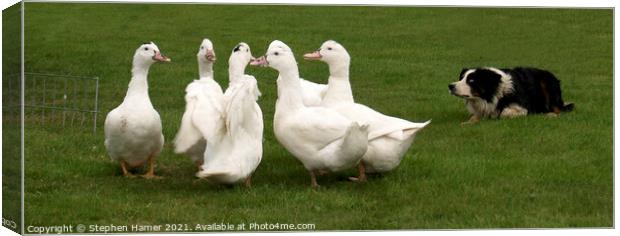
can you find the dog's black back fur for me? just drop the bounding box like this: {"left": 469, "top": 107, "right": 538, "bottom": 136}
{"left": 497, "top": 67, "right": 572, "bottom": 114}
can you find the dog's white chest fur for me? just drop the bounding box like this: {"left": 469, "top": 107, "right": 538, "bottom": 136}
{"left": 466, "top": 99, "right": 500, "bottom": 118}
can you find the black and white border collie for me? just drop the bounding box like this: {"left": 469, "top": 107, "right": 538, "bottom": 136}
{"left": 448, "top": 67, "right": 574, "bottom": 124}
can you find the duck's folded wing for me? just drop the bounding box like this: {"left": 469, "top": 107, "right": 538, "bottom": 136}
{"left": 224, "top": 75, "right": 261, "bottom": 138}
{"left": 173, "top": 100, "right": 203, "bottom": 153}
{"left": 104, "top": 108, "right": 123, "bottom": 148}
{"left": 286, "top": 107, "right": 352, "bottom": 149}
{"left": 338, "top": 103, "right": 430, "bottom": 140}
{"left": 174, "top": 82, "right": 225, "bottom": 153}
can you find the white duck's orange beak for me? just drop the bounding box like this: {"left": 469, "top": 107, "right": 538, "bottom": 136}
{"left": 153, "top": 51, "right": 171, "bottom": 62}
{"left": 303, "top": 51, "right": 322, "bottom": 60}
{"left": 250, "top": 55, "right": 268, "bottom": 67}
{"left": 205, "top": 49, "right": 216, "bottom": 62}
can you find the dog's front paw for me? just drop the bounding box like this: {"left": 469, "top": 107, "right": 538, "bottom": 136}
{"left": 545, "top": 112, "right": 559, "bottom": 118}
{"left": 461, "top": 116, "right": 480, "bottom": 126}
{"left": 460, "top": 121, "right": 477, "bottom": 126}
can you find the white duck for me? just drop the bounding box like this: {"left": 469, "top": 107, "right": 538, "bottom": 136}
{"left": 173, "top": 38, "right": 225, "bottom": 169}
{"left": 104, "top": 42, "right": 170, "bottom": 178}
{"left": 251, "top": 40, "right": 369, "bottom": 188}
{"left": 195, "top": 43, "right": 263, "bottom": 186}
{"left": 304, "top": 40, "right": 430, "bottom": 181}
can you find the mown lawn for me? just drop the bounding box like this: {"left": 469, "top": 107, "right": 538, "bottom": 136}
{"left": 16, "top": 3, "right": 612, "bottom": 230}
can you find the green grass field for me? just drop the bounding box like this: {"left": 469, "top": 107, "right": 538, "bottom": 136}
{"left": 2, "top": 2, "right": 22, "bottom": 233}
{"left": 13, "top": 3, "right": 613, "bottom": 230}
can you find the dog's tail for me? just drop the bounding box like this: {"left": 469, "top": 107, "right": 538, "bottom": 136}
{"left": 561, "top": 102, "right": 575, "bottom": 112}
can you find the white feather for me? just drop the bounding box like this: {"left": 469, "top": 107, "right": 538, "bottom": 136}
{"left": 173, "top": 79, "right": 225, "bottom": 163}
{"left": 224, "top": 75, "right": 261, "bottom": 138}
{"left": 196, "top": 43, "right": 264, "bottom": 185}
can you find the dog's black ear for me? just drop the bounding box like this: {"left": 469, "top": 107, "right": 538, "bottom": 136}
{"left": 459, "top": 68, "right": 469, "bottom": 79}
{"left": 477, "top": 71, "right": 503, "bottom": 102}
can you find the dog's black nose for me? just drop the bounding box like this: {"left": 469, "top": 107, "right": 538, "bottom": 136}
{"left": 448, "top": 84, "right": 455, "bottom": 91}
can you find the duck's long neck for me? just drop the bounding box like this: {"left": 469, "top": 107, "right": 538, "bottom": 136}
{"left": 228, "top": 59, "right": 247, "bottom": 84}
{"left": 276, "top": 65, "right": 305, "bottom": 111}
{"left": 328, "top": 59, "right": 349, "bottom": 79}
{"left": 198, "top": 60, "right": 214, "bottom": 79}
{"left": 322, "top": 59, "right": 354, "bottom": 105}
{"left": 124, "top": 62, "right": 152, "bottom": 103}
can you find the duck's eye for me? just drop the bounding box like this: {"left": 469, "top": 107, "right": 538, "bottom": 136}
{"left": 327, "top": 47, "right": 333, "bottom": 50}
{"left": 274, "top": 52, "right": 279, "bottom": 56}
{"left": 246, "top": 48, "right": 249, "bottom": 52}
{"left": 200, "top": 46, "right": 204, "bottom": 49}
{"left": 144, "top": 47, "right": 149, "bottom": 51}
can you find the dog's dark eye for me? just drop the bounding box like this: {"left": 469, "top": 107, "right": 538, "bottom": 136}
{"left": 467, "top": 79, "right": 474, "bottom": 84}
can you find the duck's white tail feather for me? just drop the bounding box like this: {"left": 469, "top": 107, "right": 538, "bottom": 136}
{"left": 368, "top": 120, "right": 431, "bottom": 141}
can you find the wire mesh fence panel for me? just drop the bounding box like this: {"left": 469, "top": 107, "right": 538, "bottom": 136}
{"left": 2, "top": 73, "right": 21, "bottom": 124}
{"left": 4, "top": 73, "right": 100, "bottom": 133}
